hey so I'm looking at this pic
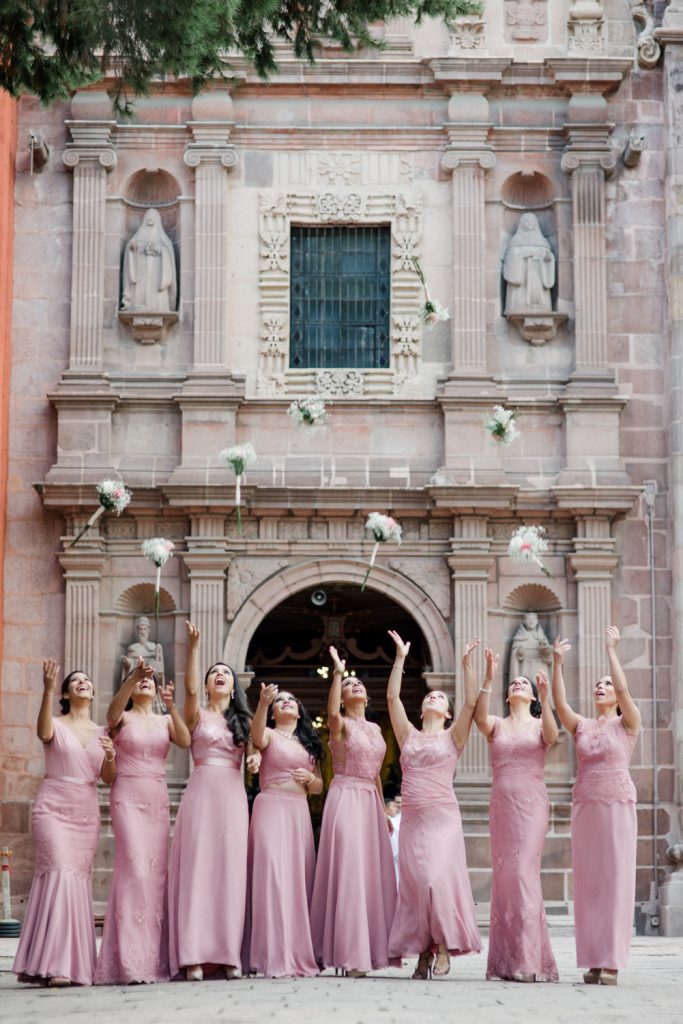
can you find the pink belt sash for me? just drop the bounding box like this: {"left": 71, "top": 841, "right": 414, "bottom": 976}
{"left": 45, "top": 774, "right": 96, "bottom": 787}
{"left": 194, "top": 757, "right": 241, "bottom": 770}
{"left": 331, "top": 775, "right": 376, "bottom": 792}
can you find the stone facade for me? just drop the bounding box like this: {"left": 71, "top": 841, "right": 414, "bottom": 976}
{"left": 1, "top": 2, "right": 682, "bottom": 931}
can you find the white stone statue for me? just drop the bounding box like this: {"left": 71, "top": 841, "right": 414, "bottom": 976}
{"left": 503, "top": 213, "right": 555, "bottom": 314}
{"left": 121, "top": 209, "right": 177, "bottom": 313}
{"left": 121, "top": 615, "right": 166, "bottom": 713}
{"left": 508, "top": 611, "right": 553, "bottom": 688}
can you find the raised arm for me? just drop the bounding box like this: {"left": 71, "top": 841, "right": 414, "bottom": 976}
{"left": 551, "top": 637, "right": 580, "bottom": 736}
{"left": 183, "top": 620, "right": 201, "bottom": 731}
{"left": 474, "top": 647, "right": 499, "bottom": 740}
{"left": 107, "top": 657, "right": 150, "bottom": 732}
{"left": 160, "top": 680, "right": 192, "bottom": 748}
{"left": 606, "top": 626, "right": 641, "bottom": 736}
{"left": 250, "top": 683, "right": 277, "bottom": 751}
{"left": 452, "top": 638, "right": 480, "bottom": 750}
{"left": 536, "top": 671, "right": 558, "bottom": 746}
{"left": 386, "top": 630, "right": 412, "bottom": 749}
{"left": 37, "top": 659, "right": 59, "bottom": 742}
{"left": 327, "top": 646, "right": 346, "bottom": 742}
{"left": 99, "top": 734, "right": 117, "bottom": 786}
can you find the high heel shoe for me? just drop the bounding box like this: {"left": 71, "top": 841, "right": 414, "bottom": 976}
{"left": 433, "top": 952, "right": 451, "bottom": 978}
{"left": 47, "top": 976, "right": 71, "bottom": 988}
{"left": 599, "top": 970, "right": 618, "bottom": 986}
{"left": 186, "top": 965, "right": 203, "bottom": 982}
{"left": 513, "top": 972, "right": 536, "bottom": 983}
{"left": 583, "top": 968, "right": 601, "bottom": 985}
{"left": 412, "top": 950, "right": 434, "bottom": 980}
{"left": 224, "top": 965, "right": 240, "bottom": 980}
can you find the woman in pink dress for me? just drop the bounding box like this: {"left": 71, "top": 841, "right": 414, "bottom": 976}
{"left": 167, "top": 621, "right": 255, "bottom": 981}
{"left": 552, "top": 626, "right": 640, "bottom": 986}
{"left": 310, "top": 646, "right": 398, "bottom": 976}
{"left": 244, "top": 683, "right": 323, "bottom": 978}
{"left": 95, "top": 659, "right": 191, "bottom": 984}
{"left": 387, "top": 630, "right": 481, "bottom": 980}
{"left": 14, "top": 660, "right": 115, "bottom": 987}
{"left": 474, "top": 648, "right": 559, "bottom": 982}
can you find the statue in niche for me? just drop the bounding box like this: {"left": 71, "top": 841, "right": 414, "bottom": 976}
{"left": 502, "top": 213, "right": 564, "bottom": 343}
{"left": 120, "top": 208, "right": 177, "bottom": 313}
{"left": 508, "top": 611, "right": 553, "bottom": 691}
{"left": 121, "top": 615, "right": 166, "bottom": 714}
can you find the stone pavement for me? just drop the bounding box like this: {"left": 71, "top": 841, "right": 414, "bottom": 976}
{"left": 0, "top": 936, "right": 681, "bottom": 1024}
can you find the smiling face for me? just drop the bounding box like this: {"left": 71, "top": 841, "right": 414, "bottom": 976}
{"left": 131, "top": 671, "right": 157, "bottom": 704}
{"left": 341, "top": 677, "right": 367, "bottom": 705}
{"left": 272, "top": 691, "right": 300, "bottom": 724}
{"left": 421, "top": 690, "right": 452, "bottom": 725}
{"left": 67, "top": 672, "right": 94, "bottom": 703}
{"left": 593, "top": 675, "right": 619, "bottom": 713}
{"left": 507, "top": 676, "right": 534, "bottom": 705}
{"left": 206, "top": 663, "right": 234, "bottom": 702}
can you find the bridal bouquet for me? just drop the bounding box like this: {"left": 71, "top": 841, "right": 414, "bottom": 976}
{"left": 412, "top": 256, "right": 449, "bottom": 326}
{"left": 288, "top": 397, "right": 328, "bottom": 428}
{"left": 508, "top": 525, "right": 552, "bottom": 578}
{"left": 219, "top": 443, "right": 257, "bottom": 535}
{"left": 142, "top": 538, "right": 175, "bottom": 618}
{"left": 69, "top": 479, "right": 132, "bottom": 547}
{"left": 362, "top": 512, "right": 402, "bottom": 591}
{"left": 485, "top": 406, "right": 520, "bottom": 446}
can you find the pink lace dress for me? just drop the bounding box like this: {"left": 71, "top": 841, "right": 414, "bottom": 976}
{"left": 243, "top": 729, "right": 319, "bottom": 977}
{"left": 95, "top": 713, "right": 171, "bottom": 984}
{"left": 486, "top": 718, "right": 558, "bottom": 981}
{"left": 13, "top": 717, "right": 105, "bottom": 985}
{"left": 388, "top": 726, "right": 481, "bottom": 959}
{"left": 167, "top": 708, "right": 248, "bottom": 977}
{"left": 571, "top": 715, "right": 638, "bottom": 969}
{"left": 310, "top": 717, "right": 398, "bottom": 972}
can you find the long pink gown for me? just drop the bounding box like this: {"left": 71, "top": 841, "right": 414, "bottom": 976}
{"left": 572, "top": 715, "right": 638, "bottom": 969}
{"left": 13, "top": 717, "right": 105, "bottom": 986}
{"left": 243, "top": 729, "right": 319, "bottom": 977}
{"left": 388, "top": 726, "right": 481, "bottom": 959}
{"left": 486, "top": 717, "right": 558, "bottom": 982}
{"left": 167, "top": 708, "right": 248, "bottom": 977}
{"left": 310, "top": 717, "right": 398, "bottom": 972}
{"left": 95, "top": 714, "right": 171, "bottom": 984}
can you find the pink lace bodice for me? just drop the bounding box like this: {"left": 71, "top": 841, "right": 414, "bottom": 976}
{"left": 44, "top": 716, "right": 105, "bottom": 782}
{"left": 260, "top": 728, "right": 315, "bottom": 789}
{"left": 191, "top": 707, "right": 243, "bottom": 768}
{"left": 572, "top": 715, "right": 637, "bottom": 805}
{"left": 114, "top": 713, "right": 170, "bottom": 778}
{"left": 490, "top": 717, "right": 547, "bottom": 781}
{"left": 330, "top": 717, "right": 386, "bottom": 781}
{"left": 400, "top": 726, "right": 459, "bottom": 810}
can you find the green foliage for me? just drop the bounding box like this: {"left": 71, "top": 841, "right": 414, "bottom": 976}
{"left": 0, "top": 1, "right": 483, "bottom": 114}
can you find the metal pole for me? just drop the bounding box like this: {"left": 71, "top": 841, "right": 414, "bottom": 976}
{"left": 644, "top": 480, "right": 660, "bottom": 926}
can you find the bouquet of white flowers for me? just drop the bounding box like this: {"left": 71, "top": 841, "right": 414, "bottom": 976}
{"left": 412, "top": 256, "right": 449, "bottom": 327}
{"left": 69, "top": 479, "right": 132, "bottom": 548}
{"left": 362, "top": 512, "right": 402, "bottom": 591}
{"left": 508, "top": 525, "right": 552, "bottom": 577}
{"left": 485, "top": 406, "right": 520, "bottom": 446}
{"left": 142, "top": 538, "right": 175, "bottom": 617}
{"left": 219, "top": 443, "right": 257, "bottom": 535}
{"left": 288, "top": 397, "right": 328, "bottom": 428}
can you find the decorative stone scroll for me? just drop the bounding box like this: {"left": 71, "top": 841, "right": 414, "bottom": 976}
{"left": 631, "top": 2, "right": 661, "bottom": 70}
{"left": 257, "top": 190, "right": 424, "bottom": 396}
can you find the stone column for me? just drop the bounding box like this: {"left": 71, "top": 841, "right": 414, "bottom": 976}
{"left": 62, "top": 119, "right": 117, "bottom": 373}
{"left": 58, "top": 551, "right": 105, "bottom": 679}
{"left": 449, "top": 517, "right": 494, "bottom": 780}
{"left": 182, "top": 516, "right": 230, "bottom": 685}
{"left": 567, "top": 518, "right": 618, "bottom": 715}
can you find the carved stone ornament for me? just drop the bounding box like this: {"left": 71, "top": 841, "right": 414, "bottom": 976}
{"left": 504, "top": 1, "right": 547, "bottom": 43}
{"left": 227, "top": 558, "right": 289, "bottom": 620}
{"left": 118, "top": 208, "right": 179, "bottom": 343}
{"left": 623, "top": 129, "right": 646, "bottom": 168}
{"left": 631, "top": 2, "right": 661, "bottom": 70}
{"left": 318, "top": 154, "right": 361, "bottom": 186}
{"left": 567, "top": 1, "right": 605, "bottom": 54}
{"left": 317, "top": 192, "right": 364, "bottom": 221}
{"left": 503, "top": 213, "right": 566, "bottom": 344}
{"left": 448, "top": 14, "right": 486, "bottom": 52}
{"left": 389, "top": 558, "right": 452, "bottom": 619}
{"left": 316, "top": 369, "right": 364, "bottom": 397}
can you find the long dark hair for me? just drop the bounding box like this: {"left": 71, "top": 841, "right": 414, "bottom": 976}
{"left": 205, "top": 663, "right": 252, "bottom": 747}
{"left": 267, "top": 693, "right": 325, "bottom": 764}
{"left": 506, "top": 676, "right": 542, "bottom": 718}
{"left": 60, "top": 670, "right": 90, "bottom": 715}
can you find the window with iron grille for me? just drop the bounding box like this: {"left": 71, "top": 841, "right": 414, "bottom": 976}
{"left": 290, "top": 225, "right": 391, "bottom": 369}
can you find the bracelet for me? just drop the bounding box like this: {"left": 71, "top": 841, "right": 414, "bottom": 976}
{"left": 104, "top": 754, "right": 116, "bottom": 762}
{"left": 479, "top": 685, "right": 492, "bottom": 693}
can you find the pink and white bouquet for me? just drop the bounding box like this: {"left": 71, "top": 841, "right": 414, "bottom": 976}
{"left": 412, "top": 256, "right": 449, "bottom": 327}
{"left": 219, "top": 443, "right": 257, "bottom": 535}
{"left": 69, "top": 478, "right": 132, "bottom": 548}
{"left": 288, "top": 397, "right": 327, "bottom": 428}
{"left": 485, "top": 406, "right": 520, "bottom": 446}
{"left": 508, "top": 525, "right": 552, "bottom": 578}
{"left": 362, "top": 512, "right": 402, "bottom": 591}
{"left": 142, "top": 537, "right": 175, "bottom": 618}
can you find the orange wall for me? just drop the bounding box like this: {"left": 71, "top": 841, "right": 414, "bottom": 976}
{"left": 0, "top": 93, "right": 17, "bottom": 695}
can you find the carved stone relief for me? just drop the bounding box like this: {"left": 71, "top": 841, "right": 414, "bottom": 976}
{"left": 316, "top": 369, "right": 364, "bottom": 397}
{"left": 389, "top": 558, "right": 452, "bottom": 619}
{"left": 118, "top": 209, "right": 179, "bottom": 344}
{"left": 318, "top": 154, "right": 361, "bottom": 186}
{"left": 502, "top": 213, "right": 566, "bottom": 344}
{"left": 227, "top": 558, "right": 289, "bottom": 620}
{"left": 448, "top": 15, "right": 486, "bottom": 52}
{"left": 567, "top": 1, "right": 605, "bottom": 54}
{"left": 631, "top": 2, "right": 661, "bottom": 70}
{"left": 277, "top": 152, "right": 414, "bottom": 188}
{"left": 504, "top": 1, "right": 548, "bottom": 43}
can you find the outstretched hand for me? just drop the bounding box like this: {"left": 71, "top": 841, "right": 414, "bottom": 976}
{"left": 186, "top": 620, "right": 200, "bottom": 647}
{"left": 484, "top": 647, "right": 500, "bottom": 680}
{"left": 160, "top": 680, "right": 176, "bottom": 710}
{"left": 388, "top": 629, "right": 411, "bottom": 660}
{"left": 553, "top": 637, "right": 571, "bottom": 663}
{"left": 463, "top": 637, "right": 480, "bottom": 663}
{"left": 605, "top": 625, "right": 620, "bottom": 649}
{"left": 259, "top": 682, "right": 279, "bottom": 706}
{"left": 42, "top": 658, "right": 60, "bottom": 694}
{"left": 536, "top": 671, "right": 549, "bottom": 703}
{"left": 329, "top": 645, "right": 346, "bottom": 676}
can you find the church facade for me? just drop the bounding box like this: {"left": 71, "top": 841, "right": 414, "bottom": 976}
{"left": 2, "top": 1, "right": 683, "bottom": 933}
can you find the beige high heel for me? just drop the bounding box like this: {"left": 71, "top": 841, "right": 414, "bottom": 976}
{"left": 583, "top": 968, "right": 601, "bottom": 984}
{"left": 599, "top": 970, "right": 618, "bottom": 986}
{"left": 186, "top": 965, "right": 203, "bottom": 981}
{"left": 224, "top": 965, "right": 240, "bottom": 980}
{"left": 433, "top": 951, "right": 451, "bottom": 978}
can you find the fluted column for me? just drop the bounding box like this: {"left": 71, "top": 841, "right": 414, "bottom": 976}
{"left": 183, "top": 516, "right": 230, "bottom": 698}
{"left": 58, "top": 552, "right": 105, "bottom": 680}
{"left": 62, "top": 121, "right": 117, "bottom": 371}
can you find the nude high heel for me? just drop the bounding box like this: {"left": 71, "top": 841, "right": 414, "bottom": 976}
{"left": 433, "top": 952, "right": 451, "bottom": 978}
{"left": 583, "top": 968, "right": 601, "bottom": 984}
{"left": 599, "top": 970, "right": 618, "bottom": 986}
{"left": 186, "top": 965, "right": 203, "bottom": 981}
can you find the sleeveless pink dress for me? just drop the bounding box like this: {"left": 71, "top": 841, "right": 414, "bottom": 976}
{"left": 310, "top": 717, "right": 398, "bottom": 972}
{"left": 13, "top": 717, "right": 105, "bottom": 985}
{"left": 486, "top": 717, "right": 558, "bottom": 981}
{"left": 243, "top": 728, "right": 319, "bottom": 977}
{"left": 388, "top": 726, "right": 481, "bottom": 959}
{"left": 571, "top": 715, "right": 638, "bottom": 969}
{"left": 95, "top": 713, "right": 171, "bottom": 984}
{"left": 167, "top": 708, "right": 248, "bottom": 977}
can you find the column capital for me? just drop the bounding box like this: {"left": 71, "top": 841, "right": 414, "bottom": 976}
{"left": 181, "top": 551, "right": 230, "bottom": 575}
{"left": 184, "top": 121, "right": 237, "bottom": 169}
{"left": 567, "top": 551, "right": 619, "bottom": 579}
{"left": 63, "top": 120, "right": 117, "bottom": 171}
{"left": 447, "top": 552, "right": 494, "bottom": 579}
{"left": 58, "top": 551, "right": 106, "bottom": 576}
{"left": 442, "top": 122, "right": 495, "bottom": 172}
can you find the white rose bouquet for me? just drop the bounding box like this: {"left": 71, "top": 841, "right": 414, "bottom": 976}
{"left": 69, "top": 479, "right": 132, "bottom": 548}
{"left": 219, "top": 443, "right": 257, "bottom": 535}
{"left": 508, "top": 525, "right": 552, "bottom": 578}
{"left": 485, "top": 406, "right": 520, "bottom": 446}
{"left": 362, "top": 512, "right": 402, "bottom": 591}
{"left": 142, "top": 537, "right": 175, "bottom": 618}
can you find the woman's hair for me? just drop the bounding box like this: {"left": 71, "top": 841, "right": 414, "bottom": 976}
{"left": 267, "top": 693, "right": 325, "bottom": 763}
{"left": 507, "top": 676, "right": 542, "bottom": 719}
{"left": 422, "top": 691, "right": 454, "bottom": 729}
{"left": 60, "top": 670, "right": 90, "bottom": 715}
{"left": 204, "top": 663, "right": 252, "bottom": 746}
